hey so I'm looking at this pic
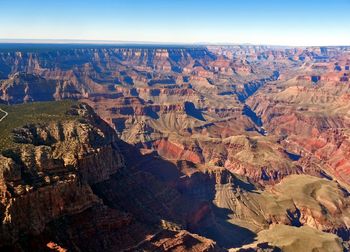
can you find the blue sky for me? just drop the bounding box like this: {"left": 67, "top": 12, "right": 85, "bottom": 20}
{"left": 1, "top": 0, "right": 349, "bottom": 46}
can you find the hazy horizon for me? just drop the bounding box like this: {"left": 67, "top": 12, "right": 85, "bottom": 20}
{"left": 0, "top": 39, "right": 349, "bottom": 48}
{"left": 1, "top": 0, "right": 350, "bottom": 47}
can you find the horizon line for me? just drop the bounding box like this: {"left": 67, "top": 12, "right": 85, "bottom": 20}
{"left": 1, "top": 39, "right": 350, "bottom": 48}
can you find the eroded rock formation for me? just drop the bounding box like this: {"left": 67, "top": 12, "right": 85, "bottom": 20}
{"left": 0, "top": 44, "right": 350, "bottom": 251}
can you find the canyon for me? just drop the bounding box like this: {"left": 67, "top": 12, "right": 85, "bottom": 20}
{"left": 0, "top": 44, "right": 350, "bottom": 251}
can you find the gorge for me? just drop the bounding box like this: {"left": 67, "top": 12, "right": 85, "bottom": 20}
{"left": 0, "top": 44, "right": 350, "bottom": 251}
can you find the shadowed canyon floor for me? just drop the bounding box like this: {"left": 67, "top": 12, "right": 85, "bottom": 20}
{"left": 0, "top": 45, "right": 350, "bottom": 251}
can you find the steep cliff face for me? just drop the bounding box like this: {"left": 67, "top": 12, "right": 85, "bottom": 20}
{"left": 0, "top": 103, "right": 124, "bottom": 247}
{"left": 0, "top": 72, "right": 86, "bottom": 103}
{"left": 0, "top": 47, "right": 216, "bottom": 87}
{"left": 0, "top": 46, "right": 278, "bottom": 113}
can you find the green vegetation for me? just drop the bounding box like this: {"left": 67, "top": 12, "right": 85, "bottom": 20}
{"left": 0, "top": 100, "right": 78, "bottom": 152}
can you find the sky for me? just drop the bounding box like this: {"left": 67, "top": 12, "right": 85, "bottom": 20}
{"left": 0, "top": 0, "right": 350, "bottom": 46}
